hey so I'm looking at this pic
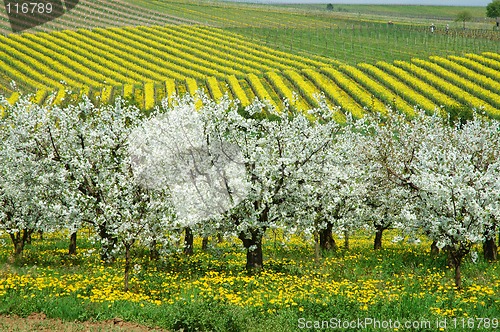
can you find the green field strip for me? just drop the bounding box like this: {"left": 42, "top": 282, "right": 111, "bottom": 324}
{"left": 476, "top": 52, "right": 500, "bottom": 64}
{"left": 199, "top": 26, "right": 330, "bottom": 69}
{"left": 81, "top": 0, "right": 185, "bottom": 26}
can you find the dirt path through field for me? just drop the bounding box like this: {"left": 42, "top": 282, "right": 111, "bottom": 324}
{"left": 0, "top": 313, "right": 167, "bottom": 331}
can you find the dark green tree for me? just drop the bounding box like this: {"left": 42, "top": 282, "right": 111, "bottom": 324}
{"left": 455, "top": 10, "right": 473, "bottom": 30}
{"left": 326, "top": 3, "right": 334, "bottom": 11}
{"left": 486, "top": 0, "right": 500, "bottom": 28}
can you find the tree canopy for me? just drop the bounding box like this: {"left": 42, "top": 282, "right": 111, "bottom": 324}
{"left": 487, "top": 0, "right": 500, "bottom": 19}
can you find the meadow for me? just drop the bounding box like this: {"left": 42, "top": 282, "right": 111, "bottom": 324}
{"left": 1, "top": 231, "right": 499, "bottom": 331}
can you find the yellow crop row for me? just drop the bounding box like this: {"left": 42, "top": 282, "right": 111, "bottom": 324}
{"left": 79, "top": 28, "right": 192, "bottom": 81}
{"left": 65, "top": 30, "right": 168, "bottom": 83}
{"left": 132, "top": 26, "right": 252, "bottom": 78}
{"left": 2, "top": 36, "right": 85, "bottom": 88}
{"left": 200, "top": 26, "right": 331, "bottom": 69}
{"left": 31, "top": 89, "right": 48, "bottom": 105}
{"left": 358, "top": 63, "right": 436, "bottom": 114}
{"left": 24, "top": 32, "right": 121, "bottom": 86}
{"left": 452, "top": 55, "right": 500, "bottom": 82}
{"left": 246, "top": 73, "right": 277, "bottom": 107}
{"left": 0, "top": 58, "right": 48, "bottom": 90}
{"left": 123, "top": 84, "right": 134, "bottom": 99}
{"left": 58, "top": 31, "right": 151, "bottom": 83}
{"left": 429, "top": 56, "right": 500, "bottom": 97}
{"left": 144, "top": 82, "right": 156, "bottom": 110}
{"left": 465, "top": 53, "right": 500, "bottom": 71}
{"left": 226, "top": 75, "right": 250, "bottom": 106}
{"left": 283, "top": 70, "right": 321, "bottom": 109}
{"left": 165, "top": 79, "right": 177, "bottom": 100}
{"left": 340, "top": 64, "right": 414, "bottom": 116}
{"left": 206, "top": 77, "right": 224, "bottom": 101}
{"left": 103, "top": 27, "right": 221, "bottom": 79}
{"left": 414, "top": 58, "right": 500, "bottom": 109}
{"left": 302, "top": 68, "right": 363, "bottom": 119}
{"left": 100, "top": 86, "right": 114, "bottom": 105}
{"left": 15, "top": 33, "right": 107, "bottom": 88}
{"left": 395, "top": 60, "right": 499, "bottom": 117}
{"left": 50, "top": 31, "right": 139, "bottom": 84}
{"left": 376, "top": 61, "right": 457, "bottom": 109}
{"left": 322, "top": 66, "right": 387, "bottom": 115}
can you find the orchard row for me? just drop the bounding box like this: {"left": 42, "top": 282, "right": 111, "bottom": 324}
{"left": 1, "top": 94, "right": 499, "bottom": 291}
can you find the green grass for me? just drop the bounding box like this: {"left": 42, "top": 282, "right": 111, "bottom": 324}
{"left": 227, "top": 24, "right": 500, "bottom": 66}
{"left": 0, "top": 231, "right": 499, "bottom": 331}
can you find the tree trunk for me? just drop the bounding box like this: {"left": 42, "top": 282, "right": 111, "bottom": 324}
{"left": 124, "top": 242, "right": 132, "bottom": 292}
{"left": 13, "top": 239, "right": 24, "bottom": 257}
{"left": 68, "top": 232, "right": 77, "bottom": 255}
{"left": 149, "top": 240, "right": 159, "bottom": 261}
{"left": 344, "top": 230, "right": 350, "bottom": 250}
{"left": 314, "top": 230, "right": 320, "bottom": 264}
{"left": 183, "top": 227, "right": 194, "bottom": 256}
{"left": 430, "top": 241, "right": 440, "bottom": 256}
{"left": 239, "top": 228, "right": 264, "bottom": 272}
{"left": 9, "top": 229, "right": 31, "bottom": 258}
{"left": 202, "top": 237, "right": 209, "bottom": 251}
{"left": 454, "top": 258, "right": 462, "bottom": 290}
{"left": 217, "top": 233, "right": 223, "bottom": 243}
{"left": 98, "top": 224, "right": 117, "bottom": 262}
{"left": 38, "top": 230, "right": 44, "bottom": 241}
{"left": 374, "top": 227, "right": 384, "bottom": 250}
{"left": 319, "top": 222, "right": 337, "bottom": 251}
{"left": 483, "top": 237, "right": 498, "bottom": 261}
{"left": 26, "top": 231, "right": 32, "bottom": 245}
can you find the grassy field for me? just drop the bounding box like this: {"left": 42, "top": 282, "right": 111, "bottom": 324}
{"left": 228, "top": 24, "right": 500, "bottom": 65}
{"left": 0, "top": 231, "right": 499, "bottom": 331}
{"left": 275, "top": 4, "right": 489, "bottom": 21}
